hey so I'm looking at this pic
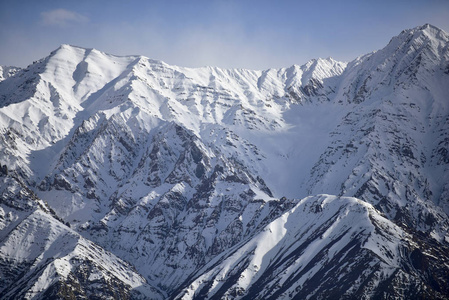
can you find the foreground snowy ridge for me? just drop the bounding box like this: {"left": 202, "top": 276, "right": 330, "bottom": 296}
{"left": 0, "top": 24, "right": 449, "bottom": 299}
{"left": 174, "top": 195, "right": 407, "bottom": 299}
{"left": 0, "top": 175, "right": 164, "bottom": 299}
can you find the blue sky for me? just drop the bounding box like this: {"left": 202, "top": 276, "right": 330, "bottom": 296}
{"left": 1, "top": 0, "right": 448, "bottom": 69}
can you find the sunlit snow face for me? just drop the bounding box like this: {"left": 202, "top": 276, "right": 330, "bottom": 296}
{"left": 1, "top": 23, "right": 449, "bottom": 300}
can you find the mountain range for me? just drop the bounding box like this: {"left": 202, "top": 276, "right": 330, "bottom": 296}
{"left": 0, "top": 23, "right": 448, "bottom": 299}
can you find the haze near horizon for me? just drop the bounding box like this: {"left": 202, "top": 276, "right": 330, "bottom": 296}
{"left": 1, "top": 0, "right": 449, "bottom": 70}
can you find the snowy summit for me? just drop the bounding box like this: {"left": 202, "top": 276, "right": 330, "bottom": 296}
{"left": 0, "top": 24, "right": 449, "bottom": 299}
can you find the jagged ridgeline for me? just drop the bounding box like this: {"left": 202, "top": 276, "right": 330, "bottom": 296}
{"left": 0, "top": 24, "right": 448, "bottom": 299}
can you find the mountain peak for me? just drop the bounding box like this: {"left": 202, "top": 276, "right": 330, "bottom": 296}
{"left": 394, "top": 23, "right": 449, "bottom": 47}
{"left": 339, "top": 23, "right": 449, "bottom": 104}
{"left": 416, "top": 23, "right": 447, "bottom": 36}
{"left": 1, "top": 25, "right": 449, "bottom": 299}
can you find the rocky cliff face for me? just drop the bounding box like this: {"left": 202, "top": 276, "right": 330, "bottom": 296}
{"left": 0, "top": 24, "right": 448, "bottom": 299}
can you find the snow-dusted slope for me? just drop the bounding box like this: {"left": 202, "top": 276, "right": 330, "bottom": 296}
{"left": 0, "top": 43, "right": 346, "bottom": 190}
{"left": 306, "top": 24, "right": 449, "bottom": 235}
{"left": 174, "top": 195, "right": 449, "bottom": 299}
{"left": 0, "top": 172, "right": 164, "bottom": 299}
{"left": 0, "top": 24, "right": 448, "bottom": 299}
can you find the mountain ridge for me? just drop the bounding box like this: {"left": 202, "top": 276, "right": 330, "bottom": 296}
{"left": 0, "top": 24, "right": 448, "bottom": 299}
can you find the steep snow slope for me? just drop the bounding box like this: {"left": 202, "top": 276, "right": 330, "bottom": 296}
{"left": 0, "top": 172, "right": 163, "bottom": 299}
{"left": 0, "top": 44, "right": 346, "bottom": 194}
{"left": 173, "top": 195, "right": 449, "bottom": 299}
{"left": 306, "top": 24, "right": 449, "bottom": 236}
{"left": 0, "top": 24, "right": 448, "bottom": 299}
{"left": 39, "top": 119, "right": 291, "bottom": 291}
{"left": 0, "top": 42, "right": 351, "bottom": 297}
{"left": 0, "top": 46, "right": 139, "bottom": 182}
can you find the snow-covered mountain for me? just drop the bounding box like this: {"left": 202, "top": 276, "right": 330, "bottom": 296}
{"left": 0, "top": 24, "right": 448, "bottom": 299}
{"left": 0, "top": 172, "right": 164, "bottom": 299}
{"left": 173, "top": 195, "right": 448, "bottom": 299}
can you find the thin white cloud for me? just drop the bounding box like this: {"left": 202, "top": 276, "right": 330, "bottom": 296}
{"left": 40, "top": 9, "right": 88, "bottom": 26}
